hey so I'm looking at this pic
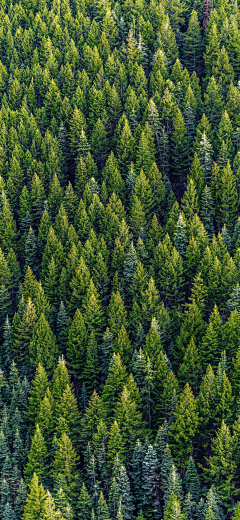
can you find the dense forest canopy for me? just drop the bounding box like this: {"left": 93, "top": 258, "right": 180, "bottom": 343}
{"left": 1, "top": 0, "right": 240, "bottom": 518}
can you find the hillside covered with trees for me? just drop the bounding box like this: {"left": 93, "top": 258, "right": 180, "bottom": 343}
{"left": 1, "top": 0, "right": 240, "bottom": 518}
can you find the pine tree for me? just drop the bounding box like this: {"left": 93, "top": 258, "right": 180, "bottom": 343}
{"left": 102, "top": 353, "right": 128, "bottom": 416}
{"left": 80, "top": 391, "right": 107, "bottom": 448}
{"left": 182, "top": 493, "right": 195, "bottom": 520}
{"left": 114, "top": 386, "right": 144, "bottom": 460}
{"left": 24, "top": 227, "right": 38, "bottom": 276}
{"left": 55, "top": 381, "right": 81, "bottom": 441}
{"left": 142, "top": 444, "right": 161, "bottom": 516}
{"left": 169, "top": 384, "right": 198, "bottom": 467}
{"left": 99, "top": 328, "right": 114, "bottom": 382}
{"left": 183, "top": 10, "right": 202, "bottom": 75}
{"left": 123, "top": 242, "right": 139, "bottom": 285}
{"left": 171, "top": 108, "right": 188, "bottom": 179}
{"left": 178, "top": 338, "right": 202, "bottom": 392}
{"left": 108, "top": 292, "right": 127, "bottom": 339}
{"left": 184, "top": 456, "right": 200, "bottom": 503}
{"left": 24, "top": 424, "right": 48, "bottom": 485}
{"left": 83, "top": 331, "right": 99, "bottom": 394}
{"left": 12, "top": 298, "right": 37, "bottom": 375}
{"left": 181, "top": 179, "right": 198, "bottom": 222}
{"left": 145, "top": 317, "right": 163, "bottom": 366}
{"left": 154, "top": 421, "right": 169, "bottom": 461}
{"left": 77, "top": 483, "right": 92, "bottom": 520}
{"left": 66, "top": 309, "right": 87, "bottom": 382}
{"left": 203, "top": 421, "right": 236, "bottom": 507}
{"left": 200, "top": 185, "right": 215, "bottom": 235}
{"left": 97, "top": 492, "right": 111, "bottom": 520}
{"left": 189, "top": 153, "right": 205, "bottom": 197}
{"left": 216, "top": 162, "right": 238, "bottom": 232}
{"left": 29, "top": 313, "right": 58, "bottom": 373}
{"left": 197, "top": 365, "right": 218, "bottom": 448}
{"left": 52, "top": 433, "right": 79, "bottom": 499}
{"left": 163, "top": 492, "right": 186, "bottom": 520}
{"left": 23, "top": 473, "right": 46, "bottom": 520}
{"left": 197, "top": 134, "right": 213, "bottom": 183}
{"left": 0, "top": 317, "right": 13, "bottom": 373}
{"left": 203, "top": 486, "right": 224, "bottom": 520}
{"left": 56, "top": 302, "right": 69, "bottom": 354}
{"left": 2, "top": 503, "right": 16, "bottom": 520}
{"left": 108, "top": 478, "right": 120, "bottom": 520}
{"left": 107, "top": 420, "right": 125, "bottom": 469}
{"left": 27, "top": 363, "right": 49, "bottom": 425}
{"left": 163, "top": 464, "right": 183, "bottom": 509}
{"left": 117, "top": 465, "right": 135, "bottom": 520}
{"left": 130, "top": 439, "right": 145, "bottom": 508}
{"left": 174, "top": 214, "right": 188, "bottom": 258}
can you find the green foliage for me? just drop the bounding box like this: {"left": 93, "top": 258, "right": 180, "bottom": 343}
{"left": 0, "top": 1, "right": 240, "bottom": 517}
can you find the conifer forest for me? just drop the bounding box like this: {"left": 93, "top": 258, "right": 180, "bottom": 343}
{"left": 3, "top": 0, "right": 240, "bottom": 518}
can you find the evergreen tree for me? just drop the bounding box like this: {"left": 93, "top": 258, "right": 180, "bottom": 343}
{"left": 184, "top": 456, "right": 200, "bottom": 503}
{"left": 174, "top": 214, "right": 188, "bottom": 258}
{"left": 52, "top": 433, "right": 79, "bottom": 499}
{"left": 117, "top": 465, "right": 135, "bottom": 520}
{"left": 97, "top": 492, "right": 110, "bottom": 520}
{"left": 108, "top": 478, "right": 120, "bottom": 520}
{"left": 24, "top": 424, "right": 48, "bottom": 485}
{"left": 29, "top": 313, "right": 58, "bottom": 373}
{"left": 163, "top": 464, "right": 183, "bottom": 509}
{"left": 142, "top": 444, "right": 161, "bottom": 517}
{"left": 114, "top": 386, "right": 144, "bottom": 460}
{"left": 169, "top": 384, "right": 198, "bottom": 467}
{"left": 204, "top": 420, "right": 236, "bottom": 507}
{"left": 23, "top": 473, "right": 46, "bottom": 520}
{"left": 77, "top": 483, "right": 92, "bottom": 520}
{"left": 107, "top": 420, "right": 125, "bottom": 469}
{"left": 123, "top": 242, "right": 139, "bottom": 285}
{"left": 66, "top": 309, "right": 87, "bottom": 383}
{"left": 163, "top": 492, "right": 186, "bottom": 520}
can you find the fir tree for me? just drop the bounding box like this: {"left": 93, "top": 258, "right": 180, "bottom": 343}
{"left": 108, "top": 478, "right": 120, "bottom": 520}
{"left": 29, "top": 313, "right": 58, "bottom": 373}
{"left": 163, "top": 492, "right": 186, "bottom": 520}
{"left": 24, "top": 424, "right": 48, "bottom": 485}
{"left": 184, "top": 456, "right": 200, "bottom": 503}
{"left": 22, "top": 473, "right": 46, "bottom": 520}
{"left": 163, "top": 464, "right": 184, "bottom": 508}
{"left": 142, "top": 444, "right": 161, "bottom": 517}
{"left": 169, "top": 384, "right": 198, "bottom": 467}
{"left": 117, "top": 465, "right": 135, "bottom": 520}
{"left": 77, "top": 483, "right": 92, "bottom": 520}
{"left": 174, "top": 214, "right": 188, "bottom": 258}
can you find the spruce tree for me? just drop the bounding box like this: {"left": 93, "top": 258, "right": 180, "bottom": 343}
{"left": 97, "top": 492, "right": 111, "bottom": 520}
{"left": 24, "top": 424, "right": 48, "bottom": 485}
{"left": 204, "top": 420, "right": 236, "bottom": 507}
{"left": 66, "top": 309, "right": 87, "bottom": 382}
{"left": 163, "top": 465, "right": 183, "bottom": 509}
{"left": 24, "top": 227, "right": 38, "bottom": 277}
{"left": 107, "top": 420, "right": 125, "bottom": 469}
{"left": 174, "top": 214, "right": 188, "bottom": 258}
{"left": 123, "top": 242, "right": 139, "bottom": 285}
{"left": 169, "top": 384, "right": 198, "bottom": 467}
{"left": 142, "top": 444, "right": 161, "bottom": 517}
{"left": 29, "top": 313, "right": 58, "bottom": 374}
{"left": 77, "top": 483, "right": 92, "bottom": 520}
{"left": 108, "top": 478, "right": 120, "bottom": 520}
{"left": 163, "top": 492, "right": 186, "bottom": 520}
{"left": 117, "top": 465, "right": 135, "bottom": 520}
{"left": 52, "top": 433, "right": 79, "bottom": 499}
{"left": 184, "top": 456, "right": 200, "bottom": 503}
{"left": 22, "top": 473, "right": 46, "bottom": 520}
